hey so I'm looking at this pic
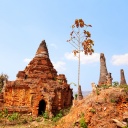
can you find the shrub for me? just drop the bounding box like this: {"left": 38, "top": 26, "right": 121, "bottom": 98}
{"left": 96, "top": 88, "right": 100, "bottom": 95}
{"left": 52, "top": 110, "right": 63, "bottom": 122}
{"left": 112, "top": 81, "right": 119, "bottom": 87}
{"left": 119, "top": 84, "right": 128, "bottom": 93}
{"left": 79, "top": 117, "right": 87, "bottom": 128}
{"left": 42, "top": 111, "right": 49, "bottom": 119}
{"left": 90, "top": 108, "right": 96, "bottom": 114}
{"left": 3, "top": 108, "right": 8, "bottom": 117}
{"left": 110, "top": 99, "right": 116, "bottom": 103}
{"left": 0, "top": 73, "right": 8, "bottom": 92}
{"left": 8, "top": 112, "right": 19, "bottom": 121}
{"left": 74, "top": 94, "right": 78, "bottom": 100}
{"left": 102, "top": 84, "right": 110, "bottom": 89}
{"left": 76, "top": 112, "right": 88, "bottom": 128}
{"left": 3, "top": 108, "right": 8, "bottom": 115}
{"left": 0, "top": 111, "right": 3, "bottom": 118}
{"left": 80, "top": 112, "right": 84, "bottom": 117}
{"left": 122, "top": 126, "right": 128, "bottom": 128}
{"left": 29, "top": 116, "right": 33, "bottom": 122}
{"left": 36, "top": 117, "right": 41, "bottom": 122}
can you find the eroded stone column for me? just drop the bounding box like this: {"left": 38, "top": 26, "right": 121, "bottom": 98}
{"left": 98, "top": 53, "right": 108, "bottom": 85}
{"left": 77, "top": 85, "right": 83, "bottom": 100}
{"left": 106, "top": 73, "right": 113, "bottom": 85}
{"left": 120, "top": 69, "right": 127, "bottom": 85}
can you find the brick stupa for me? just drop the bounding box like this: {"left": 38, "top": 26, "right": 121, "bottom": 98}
{"left": 0, "top": 40, "right": 73, "bottom": 117}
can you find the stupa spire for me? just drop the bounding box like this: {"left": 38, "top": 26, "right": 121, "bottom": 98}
{"left": 120, "top": 69, "right": 127, "bottom": 85}
{"left": 77, "top": 85, "right": 83, "bottom": 100}
{"left": 98, "top": 53, "right": 108, "bottom": 85}
{"left": 35, "top": 40, "right": 49, "bottom": 58}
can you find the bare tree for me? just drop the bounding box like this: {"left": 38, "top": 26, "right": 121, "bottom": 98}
{"left": 67, "top": 19, "right": 94, "bottom": 97}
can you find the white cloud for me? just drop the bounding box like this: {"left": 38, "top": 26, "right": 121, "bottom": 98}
{"left": 52, "top": 61, "right": 66, "bottom": 72}
{"left": 50, "top": 43, "right": 57, "bottom": 49}
{"left": 111, "top": 53, "right": 128, "bottom": 66}
{"left": 65, "top": 52, "right": 100, "bottom": 64}
{"left": 23, "top": 58, "right": 31, "bottom": 63}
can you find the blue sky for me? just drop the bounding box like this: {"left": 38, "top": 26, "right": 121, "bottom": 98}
{"left": 0, "top": 0, "right": 128, "bottom": 91}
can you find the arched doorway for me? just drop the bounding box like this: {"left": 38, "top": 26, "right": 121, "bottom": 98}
{"left": 38, "top": 100, "right": 46, "bottom": 115}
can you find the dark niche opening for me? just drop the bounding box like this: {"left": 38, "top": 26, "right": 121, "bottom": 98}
{"left": 38, "top": 100, "right": 46, "bottom": 115}
{"left": 24, "top": 75, "right": 28, "bottom": 79}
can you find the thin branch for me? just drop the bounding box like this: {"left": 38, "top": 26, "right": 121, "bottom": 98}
{"left": 69, "top": 42, "right": 78, "bottom": 50}
{"left": 73, "top": 30, "right": 79, "bottom": 39}
{"left": 81, "top": 37, "right": 85, "bottom": 44}
{"left": 80, "top": 35, "right": 86, "bottom": 39}
{"left": 80, "top": 31, "right": 84, "bottom": 37}
{"left": 71, "top": 38, "right": 79, "bottom": 46}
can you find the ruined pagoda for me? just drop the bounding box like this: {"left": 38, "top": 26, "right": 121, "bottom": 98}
{"left": 120, "top": 69, "right": 127, "bottom": 85}
{"left": 77, "top": 85, "right": 83, "bottom": 100}
{"left": 98, "top": 53, "right": 108, "bottom": 85}
{"left": 0, "top": 40, "right": 73, "bottom": 117}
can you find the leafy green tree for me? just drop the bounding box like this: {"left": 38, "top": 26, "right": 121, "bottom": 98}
{"left": 0, "top": 73, "right": 8, "bottom": 92}
{"left": 67, "top": 19, "right": 94, "bottom": 94}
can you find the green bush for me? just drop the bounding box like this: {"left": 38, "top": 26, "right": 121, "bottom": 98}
{"left": 102, "top": 84, "right": 110, "bottom": 89}
{"left": 110, "top": 99, "right": 116, "bottom": 103}
{"left": 3, "top": 108, "right": 8, "bottom": 117}
{"left": 79, "top": 117, "right": 87, "bottom": 128}
{"left": 96, "top": 88, "right": 100, "bottom": 95}
{"left": 90, "top": 108, "right": 96, "bottom": 114}
{"left": 42, "top": 111, "right": 49, "bottom": 119}
{"left": 119, "top": 84, "right": 128, "bottom": 93}
{"left": 74, "top": 94, "right": 78, "bottom": 100}
{"left": 52, "top": 110, "right": 63, "bottom": 122}
{"left": 0, "top": 111, "right": 3, "bottom": 118}
{"left": 122, "top": 126, "right": 128, "bottom": 128}
{"left": 3, "top": 108, "right": 8, "bottom": 115}
{"left": 112, "top": 81, "right": 119, "bottom": 87}
{"left": 0, "top": 88, "right": 2, "bottom": 93}
{"left": 29, "top": 116, "right": 33, "bottom": 122}
{"left": 36, "top": 117, "right": 41, "bottom": 122}
{"left": 8, "top": 112, "right": 19, "bottom": 121}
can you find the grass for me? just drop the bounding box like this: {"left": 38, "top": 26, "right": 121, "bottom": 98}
{"left": 0, "top": 107, "right": 71, "bottom": 128}
{"left": 51, "top": 110, "right": 63, "bottom": 122}
{"left": 90, "top": 108, "right": 96, "bottom": 114}
{"left": 79, "top": 117, "right": 88, "bottom": 128}
{"left": 8, "top": 112, "right": 19, "bottom": 121}
{"left": 79, "top": 113, "right": 87, "bottom": 128}
{"left": 119, "top": 84, "right": 128, "bottom": 93}
{"left": 122, "top": 126, "right": 128, "bottom": 128}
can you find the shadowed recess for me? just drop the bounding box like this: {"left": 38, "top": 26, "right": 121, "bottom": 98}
{"left": 38, "top": 100, "right": 46, "bottom": 115}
